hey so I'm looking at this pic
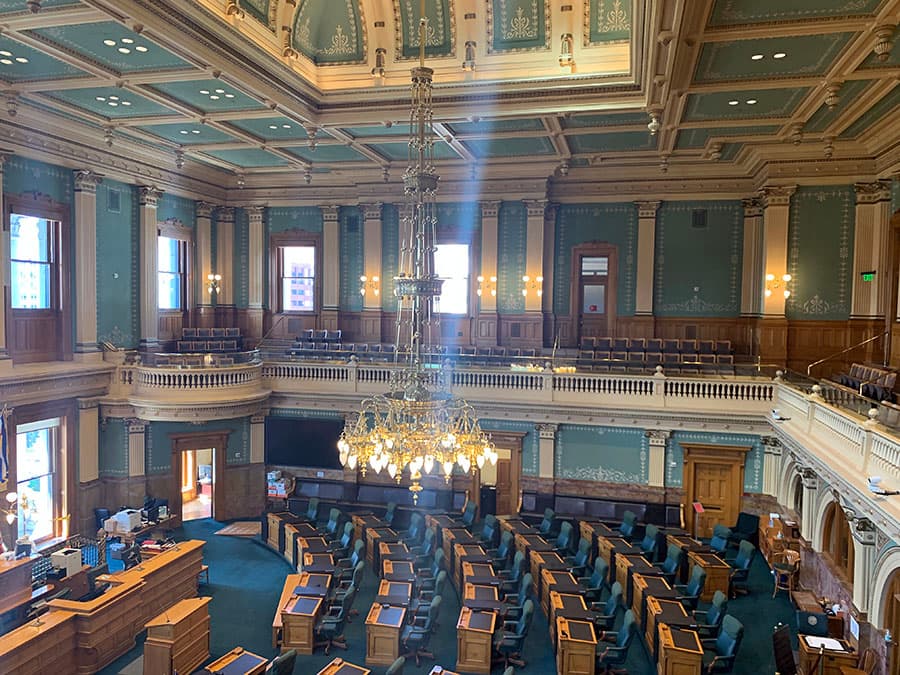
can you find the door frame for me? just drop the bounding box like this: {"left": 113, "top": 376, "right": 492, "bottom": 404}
{"left": 681, "top": 443, "right": 749, "bottom": 538}
{"left": 170, "top": 430, "right": 230, "bottom": 521}
{"left": 569, "top": 241, "right": 618, "bottom": 344}
{"left": 477, "top": 431, "right": 524, "bottom": 517}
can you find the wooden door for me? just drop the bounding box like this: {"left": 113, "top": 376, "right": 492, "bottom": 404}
{"left": 579, "top": 279, "right": 609, "bottom": 342}
{"left": 171, "top": 430, "right": 230, "bottom": 522}
{"left": 569, "top": 243, "right": 618, "bottom": 345}
{"left": 681, "top": 444, "right": 749, "bottom": 539}
{"left": 495, "top": 459, "right": 512, "bottom": 516}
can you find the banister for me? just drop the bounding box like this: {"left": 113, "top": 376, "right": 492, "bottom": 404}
{"left": 805, "top": 332, "right": 888, "bottom": 377}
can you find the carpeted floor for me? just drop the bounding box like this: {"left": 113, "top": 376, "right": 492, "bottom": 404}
{"left": 99, "top": 519, "right": 797, "bottom": 674}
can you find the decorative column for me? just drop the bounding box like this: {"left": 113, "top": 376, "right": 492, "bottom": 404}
{"left": 542, "top": 202, "right": 559, "bottom": 347}
{"left": 72, "top": 170, "right": 103, "bottom": 360}
{"left": 245, "top": 206, "right": 265, "bottom": 342}
{"left": 634, "top": 201, "right": 661, "bottom": 327}
{"left": 0, "top": 154, "right": 9, "bottom": 369}
{"left": 139, "top": 186, "right": 163, "bottom": 349}
{"left": 127, "top": 420, "right": 147, "bottom": 478}
{"left": 320, "top": 205, "right": 340, "bottom": 330}
{"left": 646, "top": 430, "right": 670, "bottom": 487}
{"left": 195, "top": 201, "right": 215, "bottom": 327}
{"left": 761, "top": 437, "right": 782, "bottom": 497}
{"left": 537, "top": 423, "right": 558, "bottom": 479}
{"left": 522, "top": 200, "right": 547, "bottom": 348}
{"left": 800, "top": 469, "right": 818, "bottom": 542}
{"left": 740, "top": 197, "right": 764, "bottom": 317}
{"left": 758, "top": 185, "right": 796, "bottom": 365}
{"left": 851, "top": 517, "right": 877, "bottom": 613}
{"left": 250, "top": 413, "right": 265, "bottom": 464}
{"left": 77, "top": 398, "right": 100, "bottom": 485}
{"left": 476, "top": 200, "right": 500, "bottom": 347}
{"left": 215, "top": 206, "right": 235, "bottom": 325}
{"left": 360, "top": 203, "right": 383, "bottom": 343}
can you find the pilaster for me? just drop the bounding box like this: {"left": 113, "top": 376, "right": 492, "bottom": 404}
{"left": 77, "top": 397, "right": 100, "bottom": 484}
{"left": 476, "top": 200, "right": 500, "bottom": 346}
{"left": 73, "top": 170, "right": 103, "bottom": 360}
{"left": 127, "top": 420, "right": 147, "bottom": 478}
{"left": 800, "top": 469, "right": 819, "bottom": 542}
{"left": 321, "top": 205, "right": 340, "bottom": 329}
{"left": 0, "top": 154, "right": 8, "bottom": 370}
{"left": 634, "top": 201, "right": 661, "bottom": 316}
{"left": 759, "top": 186, "right": 797, "bottom": 317}
{"left": 139, "top": 186, "right": 163, "bottom": 348}
{"left": 646, "top": 429, "right": 670, "bottom": 488}
{"left": 542, "top": 203, "right": 559, "bottom": 347}
{"left": 762, "top": 436, "right": 782, "bottom": 497}
{"left": 195, "top": 202, "right": 214, "bottom": 322}
{"left": 851, "top": 517, "right": 876, "bottom": 613}
{"left": 523, "top": 200, "right": 547, "bottom": 314}
{"left": 740, "top": 197, "right": 764, "bottom": 317}
{"left": 215, "top": 206, "right": 235, "bottom": 306}
{"left": 250, "top": 413, "right": 265, "bottom": 464}
{"left": 537, "top": 423, "right": 558, "bottom": 479}
{"left": 245, "top": 206, "right": 265, "bottom": 342}
{"left": 359, "top": 203, "right": 384, "bottom": 343}
{"left": 851, "top": 181, "right": 892, "bottom": 319}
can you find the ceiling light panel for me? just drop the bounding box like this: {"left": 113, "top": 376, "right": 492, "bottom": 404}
{"left": 46, "top": 86, "right": 175, "bottom": 118}
{"left": 138, "top": 122, "right": 237, "bottom": 145}
{"left": 0, "top": 34, "right": 86, "bottom": 82}
{"left": 149, "top": 79, "right": 265, "bottom": 113}
{"left": 228, "top": 117, "right": 306, "bottom": 141}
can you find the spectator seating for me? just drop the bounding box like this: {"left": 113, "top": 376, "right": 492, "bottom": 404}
{"left": 286, "top": 339, "right": 539, "bottom": 365}
{"left": 832, "top": 363, "right": 897, "bottom": 403}
{"left": 579, "top": 337, "right": 734, "bottom": 375}
{"left": 177, "top": 327, "right": 244, "bottom": 353}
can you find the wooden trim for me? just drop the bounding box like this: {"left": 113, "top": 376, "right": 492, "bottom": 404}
{"left": 268, "top": 230, "right": 323, "bottom": 317}
{"left": 169, "top": 430, "right": 230, "bottom": 521}
{"left": 569, "top": 242, "right": 618, "bottom": 343}
{"left": 157, "top": 221, "right": 193, "bottom": 315}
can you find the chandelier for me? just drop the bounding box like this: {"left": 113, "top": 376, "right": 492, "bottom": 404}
{"left": 337, "top": 4, "right": 496, "bottom": 501}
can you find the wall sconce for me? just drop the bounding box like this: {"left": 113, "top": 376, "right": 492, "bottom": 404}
{"left": 559, "top": 34, "right": 574, "bottom": 69}
{"left": 3, "top": 492, "right": 17, "bottom": 526}
{"left": 522, "top": 275, "right": 543, "bottom": 297}
{"left": 476, "top": 275, "right": 497, "bottom": 297}
{"left": 765, "top": 273, "right": 792, "bottom": 299}
{"left": 371, "top": 48, "right": 387, "bottom": 79}
{"left": 462, "top": 41, "right": 476, "bottom": 71}
{"left": 360, "top": 275, "right": 380, "bottom": 297}
{"left": 207, "top": 273, "right": 222, "bottom": 295}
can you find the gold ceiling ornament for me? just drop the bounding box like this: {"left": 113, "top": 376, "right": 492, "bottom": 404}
{"left": 338, "top": 0, "right": 496, "bottom": 502}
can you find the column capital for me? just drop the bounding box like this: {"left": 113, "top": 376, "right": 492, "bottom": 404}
{"left": 800, "top": 467, "right": 819, "bottom": 490}
{"left": 761, "top": 436, "right": 783, "bottom": 455}
{"left": 852, "top": 517, "right": 877, "bottom": 545}
{"left": 544, "top": 201, "right": 560, "bottom": 221}
{"left": 245, "top": 205, "right": 265, "bottom": 222}
{"left": 0, "top": 149, "right": 13, "bottom": 170}
{"left": 215, "top": 206, "right": 235, "bottom": 223}
{"left": 644, "top": 429, "right": 670, "bottom": 445}
{"left": 634, "top": 201, "right": 661, "bottom": 218}
{"left": 757, "top": 185, "right": 797, "bottom": 208}
{"left": 536, "top": 423, "right": 558, "bottom": 439}
{"left": 126, "top": 419, "right": 146, "bottom": 434}
{"left": 360, "top": 202, "right": 383, "bottom": 220}
{"left": 76, "top": 396, "right": 102, "bottom": 410}
{"left": 480, "top": 200, "right": 501, "bottom": 218}
{"left": 320, "top": 205, "right": 340, "bottom": 222}
{"left": 741, "top": 197, "right": 762, "bottom": 217}
{"left": 138, "top": 185, "right": 163, "bottom": 207}
{"left": 398, "top": 203, "right": 414, "bottom": 221}
{"left": 523, "top": 199, "right": 548, "bottom": 218}
{"left": 854, "top": 180, "right": 892, "bottom": 204}
{"left": 73, "top": 169, "right": 103, "bottom": 193}
{"left": 196, "top": 201, "right": 216, "bottom": 219}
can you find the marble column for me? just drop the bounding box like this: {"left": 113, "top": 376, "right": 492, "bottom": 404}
{"left": 740, "top": 197, "right": 764, "bottom": 317}
{"left": 360, "top": 203, "right": 383, "bottom": 343}
{"left": 634, "top": 201, "right": 661, "bottom": 318}
{"left": 851, "top": 181, "right": 892, "bottom": 320}
{"left": 73, "top": 170, "right": 103, "bottom": 360}
{"left": 476, "top": 200, "right": 500, "bottom": 347}
{"left": 646, "top": 430, "right": 670, "bottom": 487}
{"left": 215, "top": 207, "right": 235, "bottom": 326}
{"left": 195, "top": 202, "right": 214, "bottom": 326}
{"left": 128, "top": 420, "right": 147, "bottom": 478}
{"left": 321, "top": 205, "right": 340, "bottom": 330}
{"left": 851, "top": 517, "right": 876, "bottom": 613}
{"left": 139, "top": 186, "right": 163, "bottom": 348}
{"left": 77, "top": 397, "right": 100, "bottom": 485}
{"left": 245, "top": 206, "right": 265, "bottom": 342}
{"left": 537, "top": 423, "right": 558, "bottom": 479}
{"left": 800, "top": 469, "right": 819, "bottom": 543}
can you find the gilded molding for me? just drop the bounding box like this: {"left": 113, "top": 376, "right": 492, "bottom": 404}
{"left": 757, "top": 185, "right": 797, "bottom": 208}
{"left": 480, "top": 200, "right": 502, "bottom": 218}
{"left": 635, "top": 200, "right": 661, "bottom": 218}
{"left": 196, "top": 201, "right": 216, "bottom": 219}
{"left": 523, "top": 199, "right": 548, "bottom": 218}
{"left": 361, "top": 202, "right": 383, "bottom": 220}
{"left": 320, "top": 205, "right": 340, "bottom": 221}
{"left": 741, "top": 197, "right": 762, "bottom": 217}
{"left": 245, "top": 205, "right": 265, "bottom": 222}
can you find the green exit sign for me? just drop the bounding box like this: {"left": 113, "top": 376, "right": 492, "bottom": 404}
{"left": 862, "top": 271, "right": 876, "bottom": 282}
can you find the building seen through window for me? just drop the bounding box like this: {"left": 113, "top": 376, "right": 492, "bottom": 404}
{"left": 10, "top": 214, "right": 51, "bottom": 309}
{"left": 282, "top": 245, "right": 316, "bottom": 311}
{"left": 16, "top": 418, "right": 60, "bottom": 543}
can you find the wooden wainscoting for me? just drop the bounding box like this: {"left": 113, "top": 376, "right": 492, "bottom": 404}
{"left": 8, "top": 308, "right": 65, "bottom": 363}
{"left": 498, "top": 314, "right": 543, "bottom": 349}
{"left": 474, "top": 312, "right": 499, "bottom": 347}
{"left": 356, "top": 310, "right": 384, "bottom": 343}
{"left": 158, "top": 310, "right": 185, "bottom": 343}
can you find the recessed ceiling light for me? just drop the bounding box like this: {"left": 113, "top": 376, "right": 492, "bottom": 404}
{"left": 190, "top": 129, "right": 199, "bottom": 133}
{"left": 199, "top": 89, "right": 209, "bottom": 95}
{"left": 118, "top": 47, "right": 131, "bottom": 54}
{"left": 180, "top": 130, "right": 189, "bottom": 134}
{"left": 96, "top": 96, "right": 106, "bottom": 101}
{"left": 0, "top": 59, "right": 12, "bottom": 65}
{"left": 751, "top": 54, "right": 764, "bottom": 60}
{"left": 0, "top": 51, "right": 12, "bottom": 57}
{"left": 268, "top": 125, "right": 278, "bottom": 129}
{"left": 135, "top": 46, "right": 148, "bottom": 53}
{"left": 215, "top": 89, "right": 225, "bottom": 94}
{"left": 773, "top": 52, "right": 786, "bottom": 59}
{"left": 121, "top": 101, "right": 131, "bottom": 106}
{"left": 224, "top": 94, "right": 235, "bottom": 99}
{"left": 15, "top": 57, "right": 27, "bottom": 63}
{"left": 102, "top": 40, "right": 115, "bottom": 47}
{"left": 728, "top": 100, "right": 739, "bottom": 105}
{"left": 109, "top": 95, "right": 119, "bottom": 100}
{"left": 282, "top": 124, "right": 291, "bottom": 129}
{"left": 746, "top": 99, "right": 758, "bottom": 104}
{"left": 209, "top": 95, "right": 220, "bottom": 100}
{"left": 121, "top": 38, "right": 134, "bottom": 44}
{"left": 108, "top": 101, "right": 118, "bottom": 106}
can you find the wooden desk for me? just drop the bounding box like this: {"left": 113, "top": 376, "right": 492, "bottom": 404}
{"left": 272, "top": 574, "right": 302, "bottom": 649}
{"left": 281, "top": 594, "right": 323, "bottom": 654}
{"left": 549, "top": 592, "right": 595, "bottom": 644}
{"left": 557, "top": 617, "right": 597, "bottom": 675}
{"left": 429, "top": 668, "right": 460, "bottom": 675}
{"left": 632, "top": 573, "right": 677, "bottom": 627}
{"left": 455, "top": 544, "right": 490, "bottom": 588}
{"left": 376, "top": 580, "right": 413, "bottom": 607}
{"left": 596, "top": 536, "right": 640, "bottom": 572}
{"left": 456, "top": 606, "right": 496, "bottom": 674}
{"left": 284, "top": 523, "right": 319, "bottom": 568}
{"left": 295, "top": 535, "right": 329, "bottom": 569}
{"left": 580, "top": 521, "right": 616, "bottom": 545}
{"left": 318, "top": 657, "right": 372, "bottom": 675}
{"left": 540, "top": 570, "right": 582, "bottom": 615}
{"left": 266, "top": 512, "right": 291, "bottom": 551}
{"left": 498, "top": 517, "right": 538, "bottom": 536}
{"left": 645, "top": 597, "right": 694, "bottom": 658}
{"left": 379, "top": 542, "right": 412, "bottom": 563}
{"left": 367, "top": 528, "right": 400, "bottom": 572}
{"left": 365, "top": 604, "right": 406, "bottom": 666}
{"left": 0, "top": 608, "right": 77, "bottom": 675}
{"left": 425, "top": 513, "right": 460, "bottom": 540}
{"left": 615, "top": 554, "right": 662, "bottom": 606}
{"left": 303, "top": 552, "right": 336, "bottom": 574}
{"left": 143, "top": 596, "right": 210, "bottom": 675}
{"left": 665, "top": 533, "right": 710, "bottom": 583}
{"left": 759, "top": 518, "right": 800, "bottom": 564}
{"left": 205, "top": 647, "right": 268, "bottom": 675}
{"left": 443, "top": 528, "right": 478, "bottom": 576}
{"left": 658, "top": 624, "right": 703, "bottom": 675}
{"left": 382, "top": 559, "right": 416, "bottom": 583}
{"left": 352, "top": 513, "right": 386, "bottom": 546}
{"left": 687, "top": 551, "right": 731, "bottom": 602}
{"left": 798, "top": 635, "right": 857, "bottom": 675}
{"left": 461, "top": 561, "right": 498, "bottom": 591}
{"left": 531, "top": 551, "right": 569, "bottom": 597}
{"left": 292, "top": 571, "right": 333, "bottom": 597}
{"left": 120, "top": 515, "right": 180, "bottom": 544}
{"left": 462, "top": 583, "right": 502, "bottom": 612}
{"left": 514, "top": 533, "right": 554, "bottom": 558}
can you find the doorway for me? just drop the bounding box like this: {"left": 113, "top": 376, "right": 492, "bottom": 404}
{"left": 681, "top": 443, "right": 749, "bottom": 539}
{"left": 569, "top": 242, "right": 618, "bottom": 345}
{"left": 884, "top": 570, "right": 900, "bottom": 675}
{"left": 474, "top": 432, "right": 524, "bottom": 517}
{"left": 181, "top": 448, "right": 213, "bottom": 521}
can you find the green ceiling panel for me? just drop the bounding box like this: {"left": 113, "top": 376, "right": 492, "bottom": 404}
{"left": 464, "top": 136, "right": 556, "bottom": 158}
{"left": 203, "top": 148, "right": 290, "bottom": 167}
{"left": 367, "top": 141, "right": 459, "bottom": 161}
{"left": 567, "top": 131, "right": 657, "bottom": 153}
{"left": 284, "top": 145, "right": 368, "bottom": 162}
{"left": 47, "top": 86, "right": 175, "bottom": 118}
{"left": 683, "top": 87, "right": 810, "bottom": 121}
{"left": 139, "top": 123, "right": 235, "bottom": 145}
{"left": 804, "top": 79, "right": 873, "bottom": 133}
{"left": 858, "top": 46, "right": 900, "bottom": 69}
{"left": 293, "top": 0, "right": 366, "bottom": 65}
{"left": 695, "top": 33, "right": 853, "bottom": 82}
{"left": 561, "top": 112, "right": 647, "bottom": 129}
{"left": 395, "top": 0, "right": 453, "bottom": 60}
{"left": 149, "top": 79, "right": 264, "bottom": 113}
{"left": 0, "top": 0, "right": 78, "bottom": 11}
{"left": 840, "top": 85, "right": 900, "bottom": 138}
{"left": 488, "top": 0, "right": 549, "bottom": 53}
{"left": 718, "top": 142, "right": 742, "bottom": 161}
{"left": 342, "top": 124, "right": 412, "bottom": 138}
{"left": 445, "top": 118, "right": 545, "bottom": 135}
{"left": 31, "top": 22, "right": 191, "bottom": 74}
{"left": 587, "top": 0, "right": 632, "bottom": 44}
{"left": 0, "top": 34, "right": 86, "bottom": 82}
{"left": 708, "top": 0, "right": 882, "bottom": 26}
{"left": 228, "top": 117, "right": 307, "bottom": 141}
{"left": 675, "top": 125, "right": 780, "bottom": 149}
{"left": 240, "top": 0, "right": 271, "bottom": 27}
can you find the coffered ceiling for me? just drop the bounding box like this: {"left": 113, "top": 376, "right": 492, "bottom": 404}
{"left": 0, "top": 0, "right": 896, "bottom": 201}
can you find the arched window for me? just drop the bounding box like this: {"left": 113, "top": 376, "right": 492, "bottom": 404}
{"left": 822, "top": 501, "right": 854, "bottom": 582}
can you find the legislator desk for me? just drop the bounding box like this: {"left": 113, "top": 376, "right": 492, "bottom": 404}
{"left": 379, "top": 542, "right": 413, "bottom": 563}
{"left": 580, "top": 521, "right": 616, "bottom": 545}
{"left": 455, "top": 544, "right": 490, "bottom": 588}
{"left": 798, "top": 635, "right": 857, "bottom": 675}
{"left": 632, "top": 573, "right": 678, "bottom": 627}
{"left": 382, "top": 559, "right": 416, "bottom": 584}
{"left": 443, "top": 528, "right": 478, "bottom": 576}
{"left": 549, "top": 592, "right": 595, "bottom": 644}
{"left": 317, "top": 656, "right": 371, "bottom": 675}
{"left": 514, "top": 532, "right": 555, "bottom": 558}
{"left": 540, "top": 570, "right": 583, "bottom": 615}
{"left": 376, "top": 580, "right": 412, "bottom": 607}
{"left": 294, "top": 535, "right": 329, "bottom": 569}
{"left": 303, "top": 552, "right": 336, "bottom": 574}
{"left": 793, "top": 591, "right": 844, "bottom": 639}
{"left": 272, "top": 574, "right": 302, "bottom": 648}
{"left": 615, "top": 554, "right": 663, "bottom": 606}
{"left": 352, "top": 512, "right": 386, "bottom": 546}
{"left": 687, "top": 550, "right": 731, "bottom": 601}
{"left": 462, "top": 561, "right": 499, "bottom": 590}
{"left": 645, "top": 597, "right": 695, "bottom": 658}
{"left": 365, "top": 603, "right": 406, "bottom": 666}
{"left": 596, "top": 535, "right": 641, "bottom": 572}
{"left": 0, "top": 556, "right": 46, "bottom": 633}
{"left": 456, "top": 606, "right": 496, "bottom": 674}
{"left": 462, "top": 583, "right": 503, "bottom": 612}
{"left": 284, "top": 523, "right": 319, "bottom": 567}
{"left": 0, "top": 555, "right": 37, "bottom": 600}
{"left": 266, "top": 512, "right": 292, "bottom": 552}
{"left": 281, "top": 594, "right": 323, "bottom": 654}
{"left": 204, "top": 647, "right": 268, "bottom": 675}
{"left": 367, "top": 528, "right": 400, "bottom": 571}
{"left": 557, "top": 617, "right": 597, "bottom": 675}
{"left": 425, "top": 513, "right": 459, "bottom": 543}
{"left": 658, "top": 624, "right": 703, "bottom": 675}
{"left": 0, "top": 606, "right": 77, "bottom": 675}
{"left": 120, "top": 514, "right": 180, "bottom": 545}
{"left": 666, "top": 533, "right": 710, "bottom": 583}
{"left": 498, "top": 516, "right": 538, "bottom": 537}
{"left": 142, "top": 596, "right": 210, "bottom": 675}
{"left": 531, "top": 551, "right": 569, "bottom": 597}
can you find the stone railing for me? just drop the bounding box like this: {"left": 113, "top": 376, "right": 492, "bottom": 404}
{"left": 112, "top": 362, "right": 265, "bottom": 402}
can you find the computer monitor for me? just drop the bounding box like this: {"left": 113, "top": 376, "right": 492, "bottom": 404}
{"left": 122, "top": 544, "right": 141, "bottom": 570}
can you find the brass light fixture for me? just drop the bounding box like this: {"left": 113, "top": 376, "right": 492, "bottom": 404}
{"left": 207, "top": 273, "right": 222, "bottom": 295}
{"left": 765, "top": 273, "right": 792, "bottom": 299}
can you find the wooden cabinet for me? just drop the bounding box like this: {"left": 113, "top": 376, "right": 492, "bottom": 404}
{"left": 456, "top": 607, "right": 495, "bottom": 675}
{"left": 143, "top": 597, "right": 211, "bottom": 675}
{"left": 365, "top": 604, "right": 405, "bottom": 666}
{"left": 556, "top": 617, "right": 597, "bottom": 675}
{"left": 657, "top": 624, "right": 702, "bottom": 675}
{"left": 798, "top": 635, "right": 858, "bottom": 675}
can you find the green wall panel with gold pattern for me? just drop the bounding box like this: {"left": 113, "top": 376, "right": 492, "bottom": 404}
{"left": 292, "top": 0, "right": 366, "bottom": 65}
{"left": 496, "top": 201, "right": 527, "bottom": 314}
{"left": 234, "top": 208, "right": 249, "bottom": 308}
{"left": 488, "top": 0, "right": 549, "bottom": 53}
{"left": 240, "top": 0, "right": 272, "bottom": 27}
{"left": 395, "top": 0, "right": 454, "bottom": 59}
{"left": 786, "top": 186, "right": 855, "bottom": 321}
{"left": 97, "top": 179, "right": 139, "bottom": 348}
{"left": 381, "top": 204, "right": 400, "bottom": 312}
{"left": 587, "top": 0, "right": 631, "bottom": 44}
{"left": 480, "top": 419, "right": 539, "bottom": 475}
{"left": 98, "top": 420, "right": 128, "bottom": 477}
{"left": 157, "top": 193, "right": 195, "bottom": 227}
{"left": 556, "top": 426, "right": 647, "bottom": 483}
{"left": 340, "top": 206, "right": 363, "bottom": 312}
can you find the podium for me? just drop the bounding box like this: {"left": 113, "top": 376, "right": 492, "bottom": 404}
{"left": 142, "top": 597, "right": 211, "bottom": 675}
{"left": 281, "top": 595, "right": 323, "bottom": 654}
{"left": 456, "top": 606, "right": 496, "bottom": 674}
{"left": 365, "top": 604, "right": 406, "bottom": 666}
{"left": 556, "top": 617, "right": 597, "bottom": 675}
{"left": 798, "top": 635, "right": 857, "bottom": 675}
{"left": 658, "top": 624, "right": 703, "bottom": 675}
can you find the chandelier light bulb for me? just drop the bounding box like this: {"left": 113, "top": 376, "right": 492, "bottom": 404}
{"left": 424, "top": 455, "right": 435, "bottom": 474}
{"left": 387, "top": 463, "right": 397, "bottom": 479}
{"left": 6, "top": 492, "right": 17, "bottom": 504}
{"left": 782, "top": 274, "right": 792, "bottom": 282}
{"left": 347, "top": 454, "right": 358, "bottom": 470}
{"left": 766, "top": 273, "right": 775, "bottom": 282}
{"left": 784, "top": 290, "right": 791, "bottom": 299}
{"left": 765, "top": 289, "right": 772, "bottom": 297}
{"left": 443, "top": 461, "right": 454, "bottom": 477}
{"left": 476, "top": 454, "right": 485, "bottom": 469}
{"left": 5, "top": 513, "right": 14, "bottom": 524}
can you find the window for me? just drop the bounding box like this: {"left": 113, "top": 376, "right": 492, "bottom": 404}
{"left": 158, "top": 235, "right": 188, "bottom": 310}
{"left": 435, "top": 243, "right": 469, "bottom": 314}
{"left": 16, "top": 418, "right": 60, "bottom": 543}
{"left": 280, "top": 245, "right": 316, "bottom": 312}
{"left": 10, "top": 214, "right": 54, "bottom": 309}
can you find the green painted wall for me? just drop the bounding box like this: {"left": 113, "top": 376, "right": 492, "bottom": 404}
{"left": 234, "top": 208, "right": 249, "bottom": 308}
{"left": 556, "top": 425, "right": 647, "bottom": 483}
{"left": 340, "top": 206, "right": 363, "bottom": 312}
{"left": 554, "top": 204, "right": 638, "bottom": 317}
{"left": 481, "top": 419, "right": 539, "bottom": 476}
{"left": 157, "top": 193, "right": 195, "bottom": 227}
{"left": 668, "top": 431, "right": 764, "bottom": 493}
{"left": 96, "top": 180, "right": 139, "bottom": 348}
{"left": 145, "top": 417, "right": 251, "bottom": 474}
{"left": 3, "top": 156, "right": 73, "bottom": 205}
{"left": 98, "top": 419, "right": 128, "bottom": 477}
{"left": 496, "top": 201, "right": 527, "bottom": 314}
{"left": 654, "top": 200, "right": 743, "bottom": 317}
{"left": 786, "top": 186, "right": 855, "bottom": 320}
{"left": 381, "top": 204, "right": 399, "bottom": 312}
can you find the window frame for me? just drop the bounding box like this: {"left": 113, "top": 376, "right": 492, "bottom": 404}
{"left": 434, "top": 242, "right": 471, "bottom": 316}
{"left": 157, "top": 221, "right": 192, "bottom": 312}
{"left": 269, "top": 231, "right": 322, "bottom": 314}
{"left": 15, "top": 418, "right": 60, "bottom": 543}
{"left": 9, "top": 214, "right": 55, "bottom": 310}
{"left": 433, "top": 226, "right": 478, "bottom": 318}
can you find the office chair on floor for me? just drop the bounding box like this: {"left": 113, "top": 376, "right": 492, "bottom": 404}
{"left": 595, "top": 609, "right": 636, "bottom": 674}
{"left": 565, "top": 538, "right": 592, "bottom": 577}
{"left": 314, "top": 583, "right": 355, "bottom": 653}
{"left": 709, "top": 525, "right": 732, "bottom": 555}
{"left": 701, "top": 614, "right": 744, "bottom": 673}
{"left": 639, "top": 524, "right": 659, "bottom": 561}
{"left": 501, "top": 573, "right": 533, "bottom": 620}
{"left": 384, "top": 656, "right": 405, "bottom": 675}
{"left": 538, "top": 508, "right": 557, "bottom": 536}
{"left": 654, "top": 543, "right": 684, "bottom": 584}
{"left": 384, "top": 501, "right": 397, "bottom": 527}
{"left": 578, "top": 557, "right": 610, "bottom": 602}
{"left": 618, "top": 510, "right": 637, "bottom": 541}
{"left": 265, "top": 649, "right": 296, "bottom": 675}
{"left": 489, "top": 531, "right": 515, "bottom": 570}
{"left": 675, "top": 565, "right": 706, "bottom": 611}
{"left": 400, "top": 596, "right": 441, "bottom": 666}
{"left": 692, "top": 590, "right": 728, "bottom": 637}
{"left": 727, "top": 540, "right": 756, "bottom": 597}
{"left": 591, "top": 581, "right": 623, "bottom": 632}
{"left": 493, "top": 598, "right": 534, "bottom": 668}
